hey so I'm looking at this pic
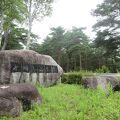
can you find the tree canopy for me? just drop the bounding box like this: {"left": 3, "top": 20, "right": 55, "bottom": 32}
{"left": 92, "top": 0, "right": 120, "bottom": 72}
{"left": 0, "top": 0, "right": 120, "bottom": 72}
{"left": 0, "top": 0, "right": 54, "bottom": 50}
{"left": 25, "top": 0, "right": 54, "bottom": 49}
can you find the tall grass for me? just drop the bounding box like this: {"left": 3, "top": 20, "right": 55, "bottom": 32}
{"left": 0, "top": 84, "right": 120, "bottom": 120}
{"left": 20, "top": 84, "right": 120, "bottom": 120}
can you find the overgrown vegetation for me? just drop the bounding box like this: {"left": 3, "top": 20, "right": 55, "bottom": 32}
{"left": 1, "top": 84, "right": 120, "bottom": 120}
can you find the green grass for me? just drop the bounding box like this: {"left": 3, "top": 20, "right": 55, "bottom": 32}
{"left": 0, "top": 84, "right": 120, "bottom": 120}
{"left": 20, "top": 84, "right": 120, "bottom": 120}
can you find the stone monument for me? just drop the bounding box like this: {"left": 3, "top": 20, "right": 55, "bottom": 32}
{"left": 0, "top": 50, "right": 63, "bottom": 86}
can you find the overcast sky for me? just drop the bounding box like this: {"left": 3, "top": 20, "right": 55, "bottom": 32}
{"left": 32, "top": 0, "right": 103, "bottom": 43}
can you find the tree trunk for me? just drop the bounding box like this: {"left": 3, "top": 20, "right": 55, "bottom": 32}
{"left": 57, "top": 49, "right": 61, "bottom": 65}
{"left": 74, "top": 58, "right": 76, "bottom": 70}
{"left": 85, "top": 51, "right": 87, "bottom": 70}
{"left": 1, "top": 31, "right": 9, "bottom": 50}
{"left": 98, "top": 57, "right": 101, "bottom": 69}
{"left": 26, "top": 0, "right": 32, "bottom": 50}
{"left": 66, "top": 57, "right": 69, "bottom": 72}
{"left": 79, "top": 53, "right": 82, "bottom": 70}
{"left": 0, "top": 13, "right": 4, "bottom": 48}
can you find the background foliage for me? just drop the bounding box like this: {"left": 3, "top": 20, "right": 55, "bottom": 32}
{"left": 0, "top": 0, "right": 120, "bottom": 72}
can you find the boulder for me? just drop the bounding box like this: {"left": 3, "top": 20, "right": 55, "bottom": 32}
{"left": 81, "top": 76, "right": 98, "bottom": 89}
{"left": 0, "top": 97, "right": 22, "bottom": 117}
{"left": 0, "top": 50, "right": 63, "bottom": 86}
{"left": 81, "top": 75, "right": 120, "bottom": 91}
{"left": 0, "top": 83, "right": 42, "bottom": 111}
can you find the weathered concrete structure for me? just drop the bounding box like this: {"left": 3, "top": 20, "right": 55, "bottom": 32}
{"left": 0, "top": 50, "right": 63, "bottom": 86}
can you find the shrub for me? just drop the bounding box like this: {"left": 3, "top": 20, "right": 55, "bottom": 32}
{"left": 95, "top": 65, "right": 110, "bottom": 73}
{"left": 61, "top": 71, "right": 94, "bottom": 84}
{"left": 61, "top": 73, "right": 82, "bottom": 84}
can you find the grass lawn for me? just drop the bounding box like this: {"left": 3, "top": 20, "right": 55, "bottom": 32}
{"left": 1, "top": 84, "right": 120, "bottom": 120}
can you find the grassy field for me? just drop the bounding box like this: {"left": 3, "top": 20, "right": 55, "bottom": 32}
{"left": 0, "top": 84, "right": 120, "bottom": 120}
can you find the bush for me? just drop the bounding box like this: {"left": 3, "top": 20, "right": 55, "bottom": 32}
{"left": 61, "top": 71, "right": 94, "bottom": 84}
{"left": 61, "top": 73, "right": 82, "bottom": 84}
{"left": 95, "top": 65, "right": 110, "bottom": 73}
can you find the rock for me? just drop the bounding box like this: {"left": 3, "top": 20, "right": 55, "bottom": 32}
{"left": 81, "top": 75, "right": 120, "bottom": 91}
{"left": 0, "top": 83, "right": 42, "bottom": 111}
{"left": 0, "top": 50, "right": 63, "bottom": 86}
{"left": 103, "top": 76, "right": 120, "bottom": 91}
{"left": 81, "top": 76, "right": 98, "bottom": 89}
{"left": 0, "top": 97, "right": 22, "bottom": 117}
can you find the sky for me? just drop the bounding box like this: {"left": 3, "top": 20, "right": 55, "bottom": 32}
{"left": 32, "top": 0, "right": 103, "bottom": 43}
